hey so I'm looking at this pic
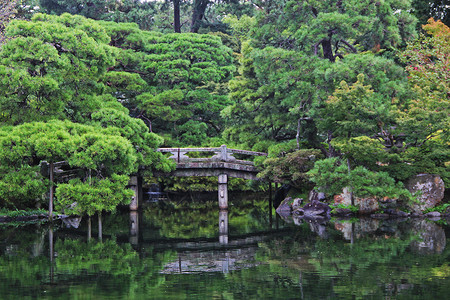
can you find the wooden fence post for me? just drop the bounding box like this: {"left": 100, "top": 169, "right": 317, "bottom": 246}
{"left": 49, "top": 162, "right": 54, "bottom": 221}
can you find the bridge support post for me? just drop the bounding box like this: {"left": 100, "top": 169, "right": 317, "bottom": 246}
{"left": 218, "top": 174, "right": 228, "bottom": 209}
{"left": 129, "top": 175, "right": 143, "bottom": 211}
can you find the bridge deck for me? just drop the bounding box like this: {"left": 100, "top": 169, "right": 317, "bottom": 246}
{"left": 156, "top": 145, "right": 267, "bottom": 180}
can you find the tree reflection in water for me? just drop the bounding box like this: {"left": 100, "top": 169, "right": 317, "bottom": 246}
{"left": 1, "top": 196, "right": 450, "bottom": 299}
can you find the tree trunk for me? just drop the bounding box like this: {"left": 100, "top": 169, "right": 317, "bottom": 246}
{"left": 321, "top": 38, "right": 335, "bottom": 62}
{"left": 173, "top": 0, "right": 181, "bottom": 33}
{"left": 296, "top": 118, "right": 301, "bottom": 150}
{"left": 190, "top": 0, "right": 209, "bottom": 33}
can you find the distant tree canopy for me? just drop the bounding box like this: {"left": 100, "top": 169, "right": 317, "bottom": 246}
{"left": 412, "top": 0, "right": 450, "bottom": 27}
{"left": 37, "top": 0, "right": 255, "bottom": 34}
{"left": 39, "top": 0, "right": 157, "bottom": 30}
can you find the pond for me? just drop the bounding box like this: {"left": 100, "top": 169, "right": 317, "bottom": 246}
{"left": 1, "top": 193, "right": 450, "bottom": 299}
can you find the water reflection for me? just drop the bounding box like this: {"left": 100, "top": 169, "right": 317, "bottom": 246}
{"left": 129, "top": 211, "right": 139, "bottom": 246}
{"left": 2, "top": 196, "right": 450, "bottom": 299}
{"left": 219, "top": 210, "right": 228, "bottom": 245}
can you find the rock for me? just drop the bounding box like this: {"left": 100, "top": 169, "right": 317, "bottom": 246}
{"left": 406, "top": 174, "right": 445, "bottom": 212}
{"left": 394, "top": 210, "right": 409, "bottom": 218}
{"left": 384, "top": 209, "right": 409, "bottom": 218}
{"left": 309, "top": 189, "right": 326, "bottom": 202}
{"left": 291, "top": 198, "right": 303, "bottom": 211}
{"left": 293, "top": 200, "right": 331, "bottom": 217}
{"left": 332, "top": 208, "right": 353, "bottom": 217}
{"left": 379, "top": 197, "right": 398, "bottom": 209}
{"left": 334, "top": 187, "right": 352, "bottom": 206}
{"left": 334, "top": 189, "right": 379, "bottom": 214}
{"left": 425, "top": 211, "right": 441, "bottom": 218}
{"left": 275, "top": 197, "right": 292, "bottom": 215}
{"left": 357, "top": 197, "right": 379, "bottom": 214}
{"left": 410, "top": 211, "right": 424, "bottom": 218}
{"left": 63, "top": 217, "right": 82, "bottom": 228}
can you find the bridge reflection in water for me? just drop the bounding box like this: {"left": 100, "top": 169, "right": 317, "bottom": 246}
{"left": 127, "top": 207, "right": 283, "bottom": 274}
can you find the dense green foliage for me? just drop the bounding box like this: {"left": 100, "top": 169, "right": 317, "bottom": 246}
{"left": 221, "top": 1, "right": 448, "bottom": 198}
{"left": 307, "top": 157, "right": 412, "bottom": 200}
{"left": 0, "top": 0, "right": 449, "bottom": 212}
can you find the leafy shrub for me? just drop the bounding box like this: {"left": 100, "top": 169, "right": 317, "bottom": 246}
{"left": 307, "top": 158, "right": 412, "bottom": 200}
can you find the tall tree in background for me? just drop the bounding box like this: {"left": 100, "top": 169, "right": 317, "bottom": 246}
{"left": 173, "top": 0, "right": 181, "bottom": 32}
{"left": 223, "top": 0, "right": 415, "bottom": 152}
{"left": 0, "top": 0, "right": 18, "bottom": 45}
{"left": 40, "top": 0, "right": 157, "bottom": 30}
{"left": 412, "top": 0, "right": 450, "bottom": 27}
{"left": 396, "top": 18, "right": 450, "bottom": 184}
{"left": 251, "top": 0, "right": 417, "bottom": 60}
{"left": 190, "top": 0, "right": 209, "bottom": 32}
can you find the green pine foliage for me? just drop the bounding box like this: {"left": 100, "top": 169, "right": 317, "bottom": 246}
{"left": 55, "top": 175, "right": 133, "bottom": 216}
{"left": 307, "top": 157, "right": 412, "bottom": 200}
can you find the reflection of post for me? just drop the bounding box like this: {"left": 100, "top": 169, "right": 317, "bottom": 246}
{"left": 129, "top": 211, "right": 139, "bottom": 246}
{"left": 219, "top": 210, "right": 228, "bottom": 245}
{"left": 218, "top": 174, "right": 228, "bottom": 209}
{"left": 98, "top": 212, "right": 102, "bottom": 241}
{"left": 49, "top": 227, "right": 54, "bottom": 284}
{"left": 222, "top": 252, "right": 230, "bottom": 274}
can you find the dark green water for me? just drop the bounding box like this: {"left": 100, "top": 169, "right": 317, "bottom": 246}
{"left": 1, "top": 194, "right": 450, "bottom": 299}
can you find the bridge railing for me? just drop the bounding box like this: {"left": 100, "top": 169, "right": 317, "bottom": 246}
{"left": 157, "top": 145, "right": 267, "bottom": 164}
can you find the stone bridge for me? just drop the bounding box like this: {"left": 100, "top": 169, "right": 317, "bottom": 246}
{"left": 156, "top": 144, "right": 267, "bottom": 180}
{"left": 130, "top": 145, "right": 267, "bottom": 211}
{"left": 42, "top": 145, "right": 267, "bottom": 214}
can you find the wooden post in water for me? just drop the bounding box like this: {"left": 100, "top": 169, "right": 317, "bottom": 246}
{"left": 218, "top": 174, "right": 228, "bottom": 209}
{"left": 98, "top": 212, "right": 102, "bottom": 241}
{"left": 87, "top": 216, "right": 92, "bottom": 241}
{"left": 269, "top": 182, "right": 273, "bottom": 226}
{"left": 49, "top": 162, "right": 54, "bottom": 221}
{"left": 129, "top": 175, "right": 143, "bottom": 211}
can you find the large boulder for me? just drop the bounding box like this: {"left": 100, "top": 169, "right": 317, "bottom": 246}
{"left": 357, "top": 197, "right": 379, "bottom": 214}
{"left": 309, "top": 189, "right": 326, "bottom": 202}
{"left": 275, "top": 197, "right": 292, "bottom": 215}
{"left": 293, "top": 200, "right": 331, "bottom": 218}
{"left": 333, "top": 187, "right": 352, "bottom": 205}
{"left": 333, "top": 188, "right": 379, "bottom": 214}
{"left": 406, "top": 174, "right": 445, "bottom": 212}
{"left": 275, "top": 197, "right": 304, "bottom": 215}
